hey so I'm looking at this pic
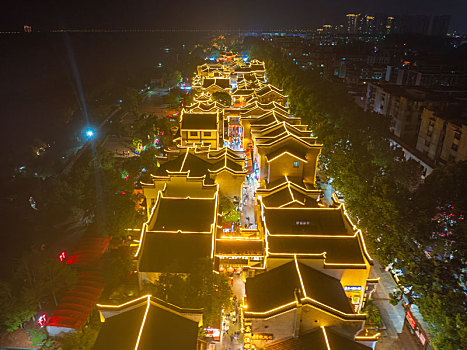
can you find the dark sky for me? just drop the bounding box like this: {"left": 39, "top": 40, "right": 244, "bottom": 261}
{"left": 2, "top": 0, "right": 467, "bottom": 33}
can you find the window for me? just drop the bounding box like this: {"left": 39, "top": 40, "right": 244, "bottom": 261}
{"left": 293, "top": 161, "right": 300, "bottom": 168}
{"left": 190, "top": 131, "right": 197, "bottom": 137}
{"left": 424, "top": 139, "right": 430, "bottom": 147}
{"left": 451, "top": 143, "right": 458, "bottom": 151}
{"left": 429, "top": 119, "right": 435, "bottom": 127}
{"left": 454, "top": 131, "right": 461, "bottom": 140}
{"left": 204, "top": 131, "right": 212, "bottom": 137}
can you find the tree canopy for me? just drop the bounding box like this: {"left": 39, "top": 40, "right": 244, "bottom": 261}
{"left": 212, "top": 91, "right": 232, "bottom": 106}
{"left": 143, "top": 258, "right": 232, "bottom": 326}
{"left": 249, "top": 41, "right": 467, "bottom": 349}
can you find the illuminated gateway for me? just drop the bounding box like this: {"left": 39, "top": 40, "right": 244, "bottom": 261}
{"left": 94, "top": 51, "right": 379, "bottom": 349}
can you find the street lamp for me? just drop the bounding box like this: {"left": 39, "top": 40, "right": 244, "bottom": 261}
{"left": 84, "top": 128, "right": 95, "bottom": 138}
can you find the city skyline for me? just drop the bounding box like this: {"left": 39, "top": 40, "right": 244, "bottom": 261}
{"left": 2, "top": 0, "right": 467, "bottom": 33}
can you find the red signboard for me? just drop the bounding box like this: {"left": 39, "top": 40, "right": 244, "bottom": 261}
{"left": 406, "top": 310, "right": 416, "bottom": 330}
{"left": 406, "top": 309, "right": 428, "bottom": 347}
{"left": 418, "top": 331, "right": 426, "bottom": 346}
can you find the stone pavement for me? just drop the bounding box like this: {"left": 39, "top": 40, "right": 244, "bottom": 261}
{"left": 218, "top": 274, "right": 245, "bottom": 350}
{"left": 371, "top": 260, "right": 407, "bottom": 349}
{"left": 240, "top": 176, "right": 257, "bottom": 228}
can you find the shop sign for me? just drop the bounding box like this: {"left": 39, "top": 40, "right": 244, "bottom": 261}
{"left": 417, "top": 330, "right": 426, "bottom": 346}
{"left": 252, "top": 333, "right": 274, "bottom": 341}
{"left": 344, "top": 285, "right": 362, "bottom": 291}
{"left": 204, "top": 328, "right": 220, "bottom": 341}
{"left": 406, "top": 310, "right": 416, "bottom": 330}
{"left": 244, "top": 321, "right": 252, "bottom": 350}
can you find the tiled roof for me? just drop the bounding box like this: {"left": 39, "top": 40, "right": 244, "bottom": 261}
{"left": 262, "top": 207, "right": 351, "bottom": 236}
{"left": 138, "top": 233, "right": 212, "bottom": 272}
{"left": 202, "top": 78, "right": 230, "bottom": 89}
{"left": 156, "top": 148, "right": 245, "bottom": 177}
{"left": 245, "top": 261, "right": 357, "bottom": 317}
{"left": 267, "top": 235, "right": 366, "bottom": 265}
{"left": 259, "top": 185, "right": 319, "bottom": 208}
{"left": 94, "top": 296, "right": 202, "bottom": 350}
{"left": 265, "top": 327, "right": 371, "bottom": 350}
{"left": 148, "top": 197, "right": 216, "bottom": 232}
{"left": 181, "top": 112, "right": 218, "bottom": 130}
{"left": 265, "top": 144, "right": 309, "bottom": 163}
{"left": 232, "top": 88, "right": 255, "bottom": 96}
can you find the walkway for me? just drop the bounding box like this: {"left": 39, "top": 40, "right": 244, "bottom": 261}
{"left": 370, "top": 260, "right": 406, "bottom": 349}
{"left": 65, "top": 235, "right": 111, "bottom": 265}
{"left": 46, "top": 270, "right": 105, "bottom": 333}
{"left": 46, "top": 233, "right": 111, "bottom": 335}
{"left": 219, "top": 274, "right": 245, "bottom": 350}
{"left": 240, "top": 176, "right": 257, "bottom": 229}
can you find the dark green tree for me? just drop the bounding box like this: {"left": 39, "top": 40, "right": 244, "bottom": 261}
{"left": 211, "top": 91, "right": 231, "bottom": 106}
{"left": 122, "top": 88, "right": 143, "bottom": 117}
{"left": 219, "top": 194, "right": 240, "bottom": 223}
{"left": 0, "top": 281, "right": 37, "bottom": 332}
{"left": 145, "top": 258, "right": 232, "bottom": 327}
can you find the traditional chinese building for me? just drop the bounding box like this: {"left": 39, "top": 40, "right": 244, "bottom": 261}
{"left": 141, "top": 171, "right": 218, "bottom": 217}
{"left": 256, "top": 175, "right": 322, "bottom": 208}
{"left": 197, "top": 63, "right": 224, "bottom": 77}
{"left": 136, "top": 176, "right": 218, "bottom": 283}
{"left": 179, "top": 110, "right": 222, "bottom": 149}
{"left": 263, "top": 327, "right": 372, "bottom": 350}
{"left": 93, "top": 295, "right": 203, "bottom": 350}
{"left": 231, "top": 88, "right": 256, "bottom": 108}
{"left": 243, "top": 259, "right": 367, "bottom": 348}
{"left": 252, "top": 123, "right": 322, "bottom": 187}
{"left": 249, "top": 59, "right": 266, "bottom": 79}
{"left": 257, "top": 196, "right": 376, "bottom": 312}
{"left": 221, "top": 51, "right": 239, "bottom": 62}
{"left": 192, "top": 91, "right": 214, "bottom": 104}
{"left": 185, "top": 101, "right": 228, "bottom": 113}
{"left": 131, "top": 53, "right": 380, "bottom": 349}
{"left": 255, "top": 85, "right": 288, "bottom": 105}
{"left": 150, "top": 147, "right": 246, "bottom": 200}
{"left": 214, "top": 229, "right": 265, "bottom": 272}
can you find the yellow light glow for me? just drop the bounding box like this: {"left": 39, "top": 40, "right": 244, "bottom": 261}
{"left": 294, "top": 255, "right": 307, "bottom": 298}
{"left": 134, "top": 295, "right": 151, "bottom": 349}
{"left": 321, "top": 326, "right": 331, "bottom": 350}
{"left": 355, "top": 333, "right": 381, "bottom": 340}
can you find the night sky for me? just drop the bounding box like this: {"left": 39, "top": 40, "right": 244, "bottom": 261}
{"left": 2, "top": 0, "right": 467, "bottom": 33}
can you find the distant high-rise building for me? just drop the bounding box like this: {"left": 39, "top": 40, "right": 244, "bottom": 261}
{"left": 396, "top": 15, "right": 431, "bottom": 35}
{"left": 430, "top": 15, "right": 450, "bottom": 36}
{"left": 365, "top": 16, "right": 376, "bottom": 35}
{"left": 385, "top": 17, "right": 395, "bottom": 35}
{"left": 322, "top": 24, "right": 332, "bottom": 35}
{"left": 355, "top": 14, "right": 365, "bottom": 34}
{"left": 342, "top": 13, "right": 450, "bottom": 37}
{"left": 346, "top": 14, "right": 358, "bottom": 34}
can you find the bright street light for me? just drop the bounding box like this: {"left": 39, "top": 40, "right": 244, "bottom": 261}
{"left": 84, "top": 128, "right": 96, "bottom": 138}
